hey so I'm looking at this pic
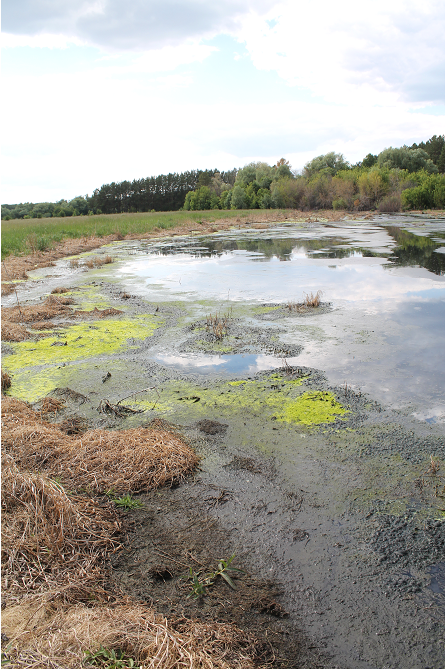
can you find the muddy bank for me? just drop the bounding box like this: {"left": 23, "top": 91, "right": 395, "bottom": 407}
{"left": 2, "top": 218, "right": 445, "bottom": 668}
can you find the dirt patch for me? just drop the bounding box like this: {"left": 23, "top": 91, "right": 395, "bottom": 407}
{"left": 197, "top": 419, "right": 228, "bottom": 435}
{"left": 110, "top": 484, "right": 330, "bottom": 668}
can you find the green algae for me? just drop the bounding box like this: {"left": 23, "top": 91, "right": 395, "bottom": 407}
{"left": 252, "top": 306, "right": 281, "bottom": 314}
{"left": 129, "top": 375, "right": 348, "bottom": 429}
{"left": 5, "top": 363, "right": 87, "bottom": 403}
{"left": 274, "top": 391, "right": 349, "bottom": 425}
{"left": 3, "top": 315, "right": 160, "bottom": 372}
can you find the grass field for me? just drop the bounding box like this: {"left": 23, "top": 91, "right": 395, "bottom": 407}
{"left": 1, "top": 209, "right": 256, "bottom": 259}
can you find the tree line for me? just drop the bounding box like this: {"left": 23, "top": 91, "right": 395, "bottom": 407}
{"left": 2, "top": 135, "right": 444, "bottom": 220}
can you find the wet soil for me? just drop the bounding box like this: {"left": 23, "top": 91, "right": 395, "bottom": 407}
{"left": 2, "top": 219, "right": 445, "bottom": 668}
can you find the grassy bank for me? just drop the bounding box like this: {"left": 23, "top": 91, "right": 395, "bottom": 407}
{"left": 1, "top": 209, "right": 257, "bottom": 259}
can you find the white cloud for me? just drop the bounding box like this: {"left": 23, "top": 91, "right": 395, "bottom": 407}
{"left": 236, "top": 0, "right": 445, "bottom": 105}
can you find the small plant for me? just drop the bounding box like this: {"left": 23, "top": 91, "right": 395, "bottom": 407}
{"left": 185, "top": 554, "right": 244, "bottom": 599}
{"left": 106, "top": 492, "right": 144, "bottom": 510}
{"left": 84, "top": 646, "right": 135, "bottom": 668}
{"left": 303, "top": 290, "right": 323, "bottom": 308}
{"left": 206, "top": 308, "right": 232, "bottom": 340}
{"left": 69, "top": 258, "right": 80, "bottom": 268}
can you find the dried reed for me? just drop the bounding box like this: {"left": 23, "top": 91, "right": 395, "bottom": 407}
{"left": 50, "top": 287, "right": 69, "bottom": 294}
{"left": 2, "top": 398, "right": 199, "bottom": 494}
{"left": 1, "top": 282, "right": 15, "bottom": 296}
{"left": 1, "top": 322, "right": 33, "bottom": 342}
{"left": 304, "top": 290, "right": 323, "bottom": 308}
{"left": 2, "top": 369, "right": 12, "bottom": 392}
{"left": 84, "top": 255, "right": 113, "bottom": 269}
{"left": 1, "top": 454, "right": 119, "bottom": 602}
{"left": 4, "top": 602, "right": 263, "bottom": 669}
{"left": 38, "top": 397, "right": 65, "bottom": 417}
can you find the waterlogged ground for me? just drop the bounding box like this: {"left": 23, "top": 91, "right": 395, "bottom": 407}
{"left": 2, "top": 214, "right": 445, "bottom": 668}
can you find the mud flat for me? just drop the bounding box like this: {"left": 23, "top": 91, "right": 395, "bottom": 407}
{"left": 2, "top": 215, "right": 445, "bottom": 668}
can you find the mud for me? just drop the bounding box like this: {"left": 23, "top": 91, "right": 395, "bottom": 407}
{"left": 2, "top": 216, "right": 445, "bottom": 668}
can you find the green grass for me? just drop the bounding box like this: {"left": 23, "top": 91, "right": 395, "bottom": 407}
{"left": 1, "top": 210, "right": 257, "bottom": 259}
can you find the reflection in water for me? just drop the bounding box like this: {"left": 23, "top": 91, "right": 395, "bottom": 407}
{"left": 155, "top": 353, "right": 301, "bottom": 375}
{"left": 118, "top": 220, "right": 445, "bottom": 421}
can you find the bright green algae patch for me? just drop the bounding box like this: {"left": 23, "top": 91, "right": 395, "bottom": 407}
{"left": 129, "top": 375, "right": 349, "bottom": 428}
{"left": 275, "top": 391, "right": 349, "bottom": 425}
{"left": 3, "top": 315, "right": 160, "bottom": 372}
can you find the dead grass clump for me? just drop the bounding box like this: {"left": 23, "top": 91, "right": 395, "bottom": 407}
{"left": 60, "top": 427, "right": 199, "bottom": 494}
{"left": 1, "top": 321, "right": 32, "bottom": 342}
{"left": 38, "top": 397, "right": 65, "bottom": 417}
{"left": 287, "top": 290, "right": 323, "bottom": 312}
{"left": 2, "top": 296, "right": 73, "bottom": 326}
{"left": 1, "top": 282, "right": 15, "bottom": 296}
{"left": 1, "top": 454, "right": 119, "bottom": 602}
{"left": 4, "top": 602, "right": 264, "bottom": 669}
{"left": 84, "top": 255, "right": 113, "bottom": 269}
{"left": 2, "top": 369, "right": 12, "bottom": 392}
{"left": 69, "top": 258, "right": 80, "bottom": 268}
{"left": 75, "top": 306, "right": 123, "bottom": 318}
{"left": 1, "top": 397, "right": 67, "bottom": 469}
{"left": 30, "top": 320, "right": 56, "bottom": 330}
{"left": 206, "top": 310, "right": 232, "bottom": 340}
{"left": 1, "top": 398, "right": 199, "bottom": 494}
{"left": 304, "top": 290, "right": 323, "bottom": 308}
{"left": 58, "top": 416, "right": 88, "bottom": 435}
{"left": 50, "top": 287, "right": 69, "bottom": 294}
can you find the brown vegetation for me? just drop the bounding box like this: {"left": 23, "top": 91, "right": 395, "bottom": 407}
{"left": 1, "top": 397, "right": 199, "bottom": 494}
{"left": 287, "top": 290, "right": 323, "bottom": 312}
{"left": 2, "top": 601, "right": 264, "bottom": 669}
{"left": 50, "top": 286, "right": 69, "bottom": 294}
{"left": 1, "top": 282, "right": 15, "bottom": 296}
{"left": 0, "top": 397, "right": 266, "bottom": 669}
{"left": 1, "top": 454, "right": 119, "bottom": 603}
{"left": 2, "top": 369, "right": 12, "bottom": 392}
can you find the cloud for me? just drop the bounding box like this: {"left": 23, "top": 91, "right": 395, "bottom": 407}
{"left": 236, "top": 0, "right": 445, "bottom": 105}
{"left": 2, "top": 0, "right": 276, "bottom": 50}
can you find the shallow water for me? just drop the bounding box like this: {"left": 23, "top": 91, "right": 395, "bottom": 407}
{"left": 117, "top": 217, "right": 445, "bottom": 422}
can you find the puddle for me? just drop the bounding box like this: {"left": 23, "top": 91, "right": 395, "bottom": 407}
{"left": 155, "top": 352, "right": 301, "bottom": 375}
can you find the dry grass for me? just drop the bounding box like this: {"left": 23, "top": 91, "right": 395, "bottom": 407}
{"left": 50, "top": 287, "right": 69, "bottom": 294}
{"left": 1, "top": 403, "right": 267, "bottom": 669}
{"left": 2, "top": 397, "right": 199, "bottom": 494}
{"left": 1, "top": 282, "right": 15, "bottom": 296}
{"left": 1, "top": 322, "right": 33, "bottom": 342}
{"left": 2, "top": 368, "right": 12, "bottom": 391}
{"left": 304, "top": 290, "right": 323, "bottom": 308}
{"left": 206, "top": 311, "right": 231, "bottom": 340}
{"left": 58, "top": 427, "right": 199, "bottom": 494}
{"left": 287, "top": 290, "right": 323, "bottom": 313}
{"left": 58, "top": 416, "right": 88, "bottom": 435}
{"left": 3, "top": 602, "right": 265, "bottom": 669}
{"left": 38, "top": 397, "right": 65, "bottom": 417}
{"left": 85, "top": 255, "right": 114, "bottom": 269}
{"left": 30, "top": 321, "right": 56, "bottom": 330}
{"left": 1, "top": 294, "right": 123, "bottom": 342}
{"left": 74, "top": 306, "right": 123, "bottom": 319}
{"left": 2, "top": 295, "right": 74, "bottom": 328}
{"left": 69, "top": 258, "right": 80, "bottom": 268}
{"left": 1, "top": 454, "right": 119, "bottom": 604}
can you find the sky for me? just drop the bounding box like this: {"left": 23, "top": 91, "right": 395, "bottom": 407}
{"left": 2, "top": 0, "right": 445, "bottom": 204}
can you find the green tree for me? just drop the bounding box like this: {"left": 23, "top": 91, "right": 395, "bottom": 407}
{"left": 231, "top": 185, "right": 247, "bottom": 209}
{"left": 378, "top": 146, "right": 438, "bottom": 173}
{"left": 304, "top": 152, "right": 350, "bottom": 178}
{"left": 362, "top": 153, "right": 378, "bottom": 168}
